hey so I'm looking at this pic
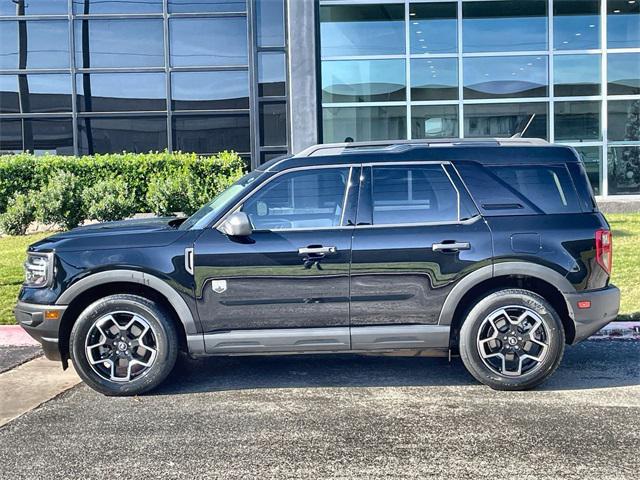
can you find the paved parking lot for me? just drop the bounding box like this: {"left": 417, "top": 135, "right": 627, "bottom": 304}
{"left": 0, "top": 340, "right": 638, "bottom": 479}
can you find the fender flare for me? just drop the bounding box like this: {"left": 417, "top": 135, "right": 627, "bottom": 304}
{"left": 437, "top": 262, "right": 575, "bottom": 326}
{"left": 56, "top": 270, "right": 201, "bottom": 336}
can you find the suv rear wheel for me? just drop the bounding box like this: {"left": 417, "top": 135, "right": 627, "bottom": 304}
{"left": 459, "top": 289, "right": 565, "bottom": 391}
{"left": 70, "top": 294, "right": 178, "bottom": 396}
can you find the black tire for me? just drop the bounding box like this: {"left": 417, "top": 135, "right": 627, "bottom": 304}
{"left": 459, "top": 289, "right": 565, "bottom": 391}
{"left": 70, "top": 294, "right": 179, "bottom": 396}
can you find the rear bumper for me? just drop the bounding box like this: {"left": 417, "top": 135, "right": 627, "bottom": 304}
{"left": 14, "top": 302, "right": 66, "bottom": 361}
{"left": 565, "top": 285, "right": 620, "bottom": 344}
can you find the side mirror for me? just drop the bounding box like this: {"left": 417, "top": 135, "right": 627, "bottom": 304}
{"left": 218, "top": 211, "right": 253, "bottom": 237}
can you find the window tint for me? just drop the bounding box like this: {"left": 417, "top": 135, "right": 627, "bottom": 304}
{"left": 76, "top": 73, "right": 166, "bottom": 112}
{"left": 372, "top": 165, "right": 459, "bottom": 225}
{"left": 488, "top": 165, "right": 580, "bottom": 214}
{"left": 73, "top": 0, "right": 163, "bottom": 14}
{"left": 171, "top": 71, "right": 249, "bottom": 110}
{"left": 0, "top": 20, "right": 69, "bottom": 69}
{"left": 242, "top": 168, "right": 349, "bottom": 231}
{"left": 172, "top": 114, "right": 251, "bottom": 154}
{"left": 0, "top": 74, "right": 72, "bottom": 114}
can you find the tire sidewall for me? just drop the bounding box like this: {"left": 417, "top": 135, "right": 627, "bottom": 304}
{"left": 459, "top": 289, "right": 565, "bottom": 390}
{"left": 70, "top": 295, "right": 178, "bottom": 396}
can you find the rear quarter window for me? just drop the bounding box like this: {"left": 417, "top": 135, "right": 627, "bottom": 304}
{"left": 487, "top": 165, "right": 580, "bottom": 214}
{"left": 454, "top": 162, "right": 583, "bottom": 215}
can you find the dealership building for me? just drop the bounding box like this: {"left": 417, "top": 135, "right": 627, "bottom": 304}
{"left": 0, "top": 0, "right": 638, "bottom": 196}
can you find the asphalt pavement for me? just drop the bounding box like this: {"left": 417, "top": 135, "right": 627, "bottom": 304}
{"left": 0, "top": 340, "right": 638, "bottom": 479}
{"left": 0, "top": 345, "right": 41, "bottom": 374}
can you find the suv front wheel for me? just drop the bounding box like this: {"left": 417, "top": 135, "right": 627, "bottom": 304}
{"left": 70, "top": 294, "right": 178, "bottom": 396}
{"left": 459, "top": 289, "right": 565, "bottom": 391}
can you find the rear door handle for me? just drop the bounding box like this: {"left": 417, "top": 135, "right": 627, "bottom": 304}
{"left": 432, "top": 242, "right": 471, "bottom": 252}
{"left": 298, "top": 246, "right": 337, "bottom": 256}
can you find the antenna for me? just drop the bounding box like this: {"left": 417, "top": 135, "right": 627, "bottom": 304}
{"left": 511, "top": 114, "right": 536, "bottom": 138}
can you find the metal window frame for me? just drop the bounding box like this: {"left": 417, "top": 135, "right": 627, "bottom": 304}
{"left": 316, "top": 0, "right": 640, "bottom": 197}
{"left": 0, "top": 0, "right": 291, "bottom": 166}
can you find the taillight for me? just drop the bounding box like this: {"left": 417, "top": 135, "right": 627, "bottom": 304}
{"left": 595, "top": 229, "right": 612, "bottom": 274}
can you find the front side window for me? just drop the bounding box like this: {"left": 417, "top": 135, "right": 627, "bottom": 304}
{"left": 372, "top": 165, "right": 459, "bottom": 225}
{"left": 242, "top": 168, "right": 350, "bottom": 231}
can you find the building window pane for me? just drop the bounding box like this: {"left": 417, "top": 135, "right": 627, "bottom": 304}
{"left": 258, "top": 52, "right": 286, "bottom": 97}
{"left": 573, "top": 146, "right": 602, "bottom": 195}
{"left": 256, "top": 0, "right": 285, "bottom": 47}
{"left": 608, "top": 53, "right": 640, "bottom": 95}
{"left": 23, "top": 118, "right": 73, "bottom": 155}
{"left": 320, "top": 4, "right": 405, "bottom": 57}
{"left": 409, "top": 2, "right": 457, "bottom": 54}
{"left": 554, "top": 54, "right": 600, "bottom": 96}
{"left": 0, "top": 20, "right": 69, "bottom": 69}
{"left": 76, "top": 73, "right": 165, "bottom": 113}
{"left": 464, "top": 102, "right": 548, "bottom": 139}
{"left": 553, "top": 0, "right": 600, "bottom": 50}
{"left": 608, "top": 100, "right": 640, "bottom": 141}
{"left": 0, "top": 74, "right": 71, "bottom": 114}
{"left": 411, "top": 58, "right": 457, "bottom": 101}
{"left": 322, "top": 59, "right": 405, "bottom": 103}
{"left": 72, "top": 0, "right": 162, "bottom": 15}
{"left": 554, "top": 101, "right": 601, "bottom": 141}
{"left": 259, "top": 102, "right": 287, "bottom": 147}
{"left": 168, "top": 0, "right": 245, "bottom": 14}
{"left": 74, "top": 19, "right": 164, "bottom": 68}
{"left": 260, "top": 151, "right": 288, "bottom": 164}
{"left": 172, "top": 114, "right": 251, "bottom": 154}
{"left": 609, "top": 146, "right": 640, "bottom": 195}
{"left": 322, "top": 106, "right": 407, "bottom": 143}
{"left": 0, "top": 118, "right": 22, "bottom": 152}
{"left": 78, "top": 116, "right": 167, "bottom": 155}
{"left": 463, "top": 56, "right": 548, "bottom": 100}
{"left": 462, "top": 1, "right": 547, "bottom": 52}
{"left": 1, "top": 1, "right": 67, "bottom": 15}
{"left": 608, "top": 0, "right": 640, "bottom": 48}
{"left": 171, "top": 71, "right": 249, "bottom": 111}
{"left": 411, "top": 105, "right": 458, "bottom": 139}
{"left": 170, "top": 17, "right": 247, "bottom": 67}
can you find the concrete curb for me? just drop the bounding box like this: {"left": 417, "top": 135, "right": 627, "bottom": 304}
{"left": 0, "top": 325, "right": 39, "bottom": 346}
{"left": 590, "top": 321, "right": 640, "bottom": 340}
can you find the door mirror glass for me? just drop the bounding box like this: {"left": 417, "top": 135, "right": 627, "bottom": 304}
{"left": 218, "top": 211, "right": 253, "bottom": 237}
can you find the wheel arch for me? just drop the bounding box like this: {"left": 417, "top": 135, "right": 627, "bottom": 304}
{"left": 439, "top": 263, "right": 576, "bottom": 348}
{"left": 56, "top": 270, "right": 202, "bottom": 366}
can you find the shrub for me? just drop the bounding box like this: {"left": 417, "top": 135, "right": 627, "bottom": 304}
{"left": 0, "top": 151, "right": 246, "bottom": 217}
{"left": 35, "top": 171, "right": 85, "bottom": 230}
{"left": 0, "top": 193, "right": 34, "bottom": 235}
{"left": 83, "top": 178, "right": 136, "bottom": 222}
{"left": 145, "top": 171, "right": 192, "bottom": 216}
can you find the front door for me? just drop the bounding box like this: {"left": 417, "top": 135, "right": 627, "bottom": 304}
{"left": 349, "top": 162, "right": 493, "bottom": 349}
{"left": 193, "top": 166, "right": 358, "bottom": 353}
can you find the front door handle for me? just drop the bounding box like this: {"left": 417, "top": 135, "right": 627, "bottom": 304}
{"left": 432, "top": 241, "right": 471, "bottom": 252}
{"left": 298, "top": 246, "right": 337, "bottom": 256}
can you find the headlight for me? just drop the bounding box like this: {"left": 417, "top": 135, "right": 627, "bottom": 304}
{"left": 24, "top": 252, "right": 53, "bottom": 288}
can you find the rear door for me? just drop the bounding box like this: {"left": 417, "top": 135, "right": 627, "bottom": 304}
{"left": 349, "top": 162, "right": 493, "bottom": 349}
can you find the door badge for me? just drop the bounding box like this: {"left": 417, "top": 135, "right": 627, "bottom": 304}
{"left": 211, "top": 280, "right": 228, "bottom": 294}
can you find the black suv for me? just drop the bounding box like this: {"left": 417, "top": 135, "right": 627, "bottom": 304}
{"left": 16, "top": 139, "right": 620, "bottom": 395}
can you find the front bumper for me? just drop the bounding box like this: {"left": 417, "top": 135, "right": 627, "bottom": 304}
{"left": 14, "top": 302, "right": 66, "bottom": 361}
{"left": 565, "top": 285, "right": 621, "bottom": 344}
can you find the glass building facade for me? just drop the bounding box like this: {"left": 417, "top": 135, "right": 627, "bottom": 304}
{"left": 0, "top": 0, "right": 639, "bottom": 196}
{"left": 319, "top": 0, "right": 640, "bottom": 196}
{"left": 0, "top": 0, "right": 289, "bottom": 168}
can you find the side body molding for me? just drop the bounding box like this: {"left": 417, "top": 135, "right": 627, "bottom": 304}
{"left": 437, "top": 262, "right": 576, "bottom": 326}
{"left": 55, "top": 270, "right": 203, "bottom": 347}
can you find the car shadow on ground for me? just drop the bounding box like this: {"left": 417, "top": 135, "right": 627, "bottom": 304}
{"left": 152, "top": 340, "right": 640, "bottom": 396}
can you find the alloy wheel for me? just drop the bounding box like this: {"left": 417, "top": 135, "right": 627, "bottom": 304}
{"left": 476, "top": 305, "right": 549, "bottom": 377}
{"left": 85, "top": 311, "right": 158, "bottom": 383}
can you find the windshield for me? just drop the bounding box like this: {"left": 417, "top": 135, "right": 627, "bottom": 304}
{"left": 179, "top": 170, "right": 263, "bottom": 230}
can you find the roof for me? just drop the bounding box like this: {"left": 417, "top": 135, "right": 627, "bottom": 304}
{"left": 259, "top": 138, "right": 579, "bottom": 173}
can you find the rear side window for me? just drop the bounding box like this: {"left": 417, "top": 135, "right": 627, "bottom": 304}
{"left": 487, "top": 165, "right": 580, "bottom": 214}
{"left": 371, "top": 165, "right": 459, "bottom": 225}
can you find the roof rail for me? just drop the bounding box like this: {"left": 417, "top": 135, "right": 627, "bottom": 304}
{"left": 294, "top": 138, "right": 549, "bottom": 158}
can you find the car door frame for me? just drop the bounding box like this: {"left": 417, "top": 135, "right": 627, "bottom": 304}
{"left": 347, "top": 160, "right": 489, "bottom": 354}
{"left": 193, "top": 163, "right": 363, "bottom": 355}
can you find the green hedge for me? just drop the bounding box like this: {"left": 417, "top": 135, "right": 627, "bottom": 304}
{"left": 0, "top": 151, "right": 245, "bottom": 233}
